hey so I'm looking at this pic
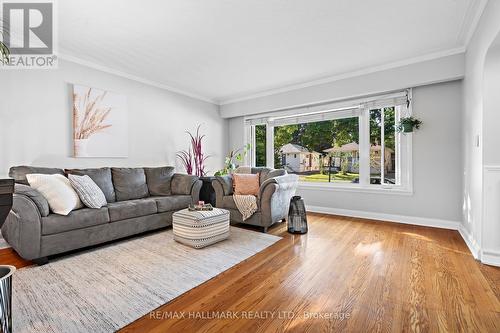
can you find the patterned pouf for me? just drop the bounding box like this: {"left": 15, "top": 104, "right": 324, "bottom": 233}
{"left": 172, "top": 208, "right": 230, "bottom": 248}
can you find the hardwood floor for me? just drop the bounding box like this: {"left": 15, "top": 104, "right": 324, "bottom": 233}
{"left": 2, "top": 213, "right": 499, "bottom": 332}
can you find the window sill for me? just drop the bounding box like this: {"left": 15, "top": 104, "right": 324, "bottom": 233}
{"left": 297, "top": 182, "right": 413, "bottom": 196}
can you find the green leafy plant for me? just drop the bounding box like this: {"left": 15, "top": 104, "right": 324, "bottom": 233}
{"left": 214, "top": 144, "right": 251, "bottom": 176}
{"left": 396, "top": 116, "right": 422, "bottom": 133}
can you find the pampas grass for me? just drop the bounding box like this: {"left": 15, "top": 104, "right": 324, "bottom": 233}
{"left": 73, "top": 88, "right": 112, "bottom": 140}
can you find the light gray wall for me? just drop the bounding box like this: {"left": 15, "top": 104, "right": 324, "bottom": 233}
{"left": 297, "top": 81, "right": 463, "bottom": 222}
{"left": 462, "top": 0, "right": 500, "bottom": 253}
{"left": 0, "top": 59, "right": 227, "bottom": 175}
{"left": 220, "top": 53, "right": 464, "bottom": 118}
{"left": 228, "top": 80, "right": 463, "bottom": 223}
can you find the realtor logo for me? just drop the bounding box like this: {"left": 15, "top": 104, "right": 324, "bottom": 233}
{"left": 1, "top": 0, "right": 57, "bottom": 68}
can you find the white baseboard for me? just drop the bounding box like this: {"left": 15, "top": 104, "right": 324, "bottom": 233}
{"left": 306, "top": 205, "right": 500, "bottom": 267}
{"left": 481, "top": 250, "right": 500, "bottom": 267}
{"left": 306, "top": 205, "right": 461, "bottom": 230}
{"left": 458, "top": 225, "right": 481, "bottom": 260}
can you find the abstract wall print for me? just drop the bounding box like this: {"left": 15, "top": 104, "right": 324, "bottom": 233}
{"left": 72, "top": 84, "right": 128, "bottom": 157}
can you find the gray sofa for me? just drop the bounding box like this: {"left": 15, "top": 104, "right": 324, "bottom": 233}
{"left": 2, "top": 166, "right": 201, "bottom": 264}
{"left": 212, "top": 167, "right": 299, "bottom": 232}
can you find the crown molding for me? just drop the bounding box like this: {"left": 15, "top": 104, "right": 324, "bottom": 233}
{"left": 218, "top": 47, "right": 466, "bottom": 105}
{"left": 57, "top": 53, "right": 218, "bottom": 104}
{"left": 459, "top": 0, "right": 489, "bottom": 48}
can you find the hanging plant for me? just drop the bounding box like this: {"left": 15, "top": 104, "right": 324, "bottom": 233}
{"left": 396, "top": 116, "right": 422, "bottom": 133}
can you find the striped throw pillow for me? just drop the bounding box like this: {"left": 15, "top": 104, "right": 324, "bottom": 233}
{"left": 68, "top": 174, "right": 107, "bottom": 209}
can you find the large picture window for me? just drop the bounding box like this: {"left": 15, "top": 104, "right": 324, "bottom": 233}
{"left": 245, "top": 90, "right": 412, "bottom": 192}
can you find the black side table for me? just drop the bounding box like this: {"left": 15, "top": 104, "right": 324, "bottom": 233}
{"left": 0, "top": 179, "right": 14, "bottom": 229}
{"left": 199, "top": 176, "right": 216, "bottom": 206}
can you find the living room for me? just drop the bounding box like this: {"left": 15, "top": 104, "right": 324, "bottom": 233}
{"left": 0, "top": 0, "right": 499, "bottom": 332}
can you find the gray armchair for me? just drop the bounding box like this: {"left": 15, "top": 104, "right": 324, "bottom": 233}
{"left": 212, "top": 167, "right": 299, "bottom": 232}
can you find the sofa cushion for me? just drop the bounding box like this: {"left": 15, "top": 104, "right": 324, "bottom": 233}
{"left": 9, "top": 166, "right": 65, "bottom": 185}
{"left": 68, "top": 174, "right": 107, "bottom": 209}
{"left": 171, "top": 174, "right": 197, "bottom": 195}
{"left": 144, "top": 166, "right": 175, "bottom": 196}
{"left": 154, "top": 195, "right": 192, "bottom": 213}
{"left": 65, "top": 167, "right": 116, "bottom": 202}
{"left": 26, "top": 174, "right": 83, "bottom": 216}
{"left": 107, "top": 198, "right": 157, "bottom": 222}
{"left": 111, "top": 168, "right": 149, "bottom": 201}
{"left": 233, "top": 173, "right": 259, "bottom": 196}
{"left": 221, "top": 196, "right": 238, "bottom": 210}
{"left": 41, "top": 207, "right": 109, "bottom": 235}
{"left": 14, "top": 184, "right": 50, "bottom": 217}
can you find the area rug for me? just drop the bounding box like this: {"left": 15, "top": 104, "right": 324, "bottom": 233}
{"left": 12, "top": 227, "right": 281, "bottom": 333}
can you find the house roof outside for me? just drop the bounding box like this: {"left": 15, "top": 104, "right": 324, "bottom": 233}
{"left": 323, "top": 142, "right": 394, "bottom": 153}
{"left": 280, "top": 143, "right": 320, "bottom": 155}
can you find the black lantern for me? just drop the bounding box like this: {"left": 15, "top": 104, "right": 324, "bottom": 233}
{"left": 288, "top": 196, "right": 308, "bottom": 234}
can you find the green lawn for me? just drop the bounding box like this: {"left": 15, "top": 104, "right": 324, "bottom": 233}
{"left": 299, "top": 173, "right": 359, "bottom": 183}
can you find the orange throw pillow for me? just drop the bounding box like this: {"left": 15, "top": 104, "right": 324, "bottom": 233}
{"left": 233, "top": 173, "right": 260, "bottom": 196}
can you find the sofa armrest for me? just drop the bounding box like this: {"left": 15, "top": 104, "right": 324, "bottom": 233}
{"left": 259, "top": 174, "right": 299, "bottom": 226}
{"left": 191, "top": 180, "right": 202, "bottom": 203}
{"left": 1, "top": 194, "right": 42, "bottom": 260}
{"left": 212, "top": 179, "right": 225, "bottom": 208}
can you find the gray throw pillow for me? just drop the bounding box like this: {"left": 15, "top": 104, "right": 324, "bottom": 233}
{"left": 144, "top": 166, "right": 175, "bottom": 196}
{"left": 111, "top": 168, "right": 149, "bottom": 201}
{"left": 9, "top": 166, "right": 65, "bottom": 185}
{"left": 171, "top": 174, "right": 197, "bottom": 195}
{"left": 14, "top": 184, "right": 50, "bottom": 217}
{"left": 65, "top": 167, "right": 116, "bottom": 202}
{"left": 68, "top": 174, "right": 107, "bottom": 209}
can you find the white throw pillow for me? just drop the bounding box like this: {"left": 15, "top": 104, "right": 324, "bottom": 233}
{"left": 26, "top": 174, "right": 83, "bottom": 215}
{"left": 68, "top": 174, "right": 107, "bottom": 209}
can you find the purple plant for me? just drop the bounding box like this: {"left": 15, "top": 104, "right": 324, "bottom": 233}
{"left": 177, "top": 125, "right": 208, "bottom": 176}
{"left": 176, "top": 149, "right": 193, "bottom": 175}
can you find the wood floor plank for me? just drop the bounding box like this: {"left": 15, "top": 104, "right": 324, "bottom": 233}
{"left": 1, "top": 213, "right": 499, "bottom": 332}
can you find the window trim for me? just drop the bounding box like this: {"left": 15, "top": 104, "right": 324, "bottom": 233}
{"left": 245, "top": 90, "right": 413, "bottom": 194}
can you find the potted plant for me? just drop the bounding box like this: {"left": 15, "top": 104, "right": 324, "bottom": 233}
{"left": 214, "top": 144, "right": 250, "bottom": 176}
{"left": 0, "top": 25, "right": 10, "bottom": 64}
{"left": 176, "top": 125, "right": 209, "bottom": 177}
{"left": 396, "top": 116, "right": 422, "bottom": 133}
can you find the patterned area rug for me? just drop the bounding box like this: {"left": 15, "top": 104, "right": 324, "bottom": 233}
{"left": 13, "top": 227, "right": 281, "bottom": 333}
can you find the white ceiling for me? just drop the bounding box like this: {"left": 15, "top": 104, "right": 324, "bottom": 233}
{"left": 59, "top": 0, "right": 486, "bottom": 104}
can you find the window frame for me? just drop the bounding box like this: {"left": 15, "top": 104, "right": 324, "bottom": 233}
{"left": 245, "top": 90, "right": 413, "bottom": 195}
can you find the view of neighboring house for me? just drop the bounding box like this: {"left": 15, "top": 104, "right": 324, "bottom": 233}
{"left": 279, "top": 143, "right": 321, "bottom": 173}
{"left": 323, "top": 142, "right": 394, "bottom": 174}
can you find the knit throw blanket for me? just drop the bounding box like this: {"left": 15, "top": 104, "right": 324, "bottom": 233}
{"left": 233, "top": 195, "right": 258, "bottom": 221}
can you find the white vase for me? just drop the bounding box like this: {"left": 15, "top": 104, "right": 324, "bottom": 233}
{"left": 74, "top": 138, "right": 90, "bottom": 157}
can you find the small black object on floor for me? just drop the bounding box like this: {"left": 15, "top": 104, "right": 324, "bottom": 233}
{"left": 288, "top": 196, "right": 308, "bottom": 234}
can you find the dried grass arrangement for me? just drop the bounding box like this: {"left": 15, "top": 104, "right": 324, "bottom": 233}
{"left": 73, "top": 88, "right": 112, "bottom": 140}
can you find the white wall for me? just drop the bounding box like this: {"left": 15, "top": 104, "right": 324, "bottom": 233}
{"left": 0, "top": 59, "right": 227, "bottom": 175}
{"left": 461, "top": 0, "right": 500, "bottom": 264}
{"left": 297, "top": 81, "right": 463, "bottom": 223}
{"left": 227, "top": 80, "right": 463, "bottom": 225}
{"left": 220, "top": 53, "right": 464, "bottom": 118}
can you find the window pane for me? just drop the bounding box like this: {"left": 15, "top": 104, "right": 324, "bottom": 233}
{"left": 384, "top": 107, "right": 397, "bottom": 185}
{"left": 254, "top": 125, "right": 266, "bottom": 167}
{"left": 274, "top": 118, "right": 359, "bottom": 183}
{"left": 369, "top": 107, "right": 398, "bottom": 185}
